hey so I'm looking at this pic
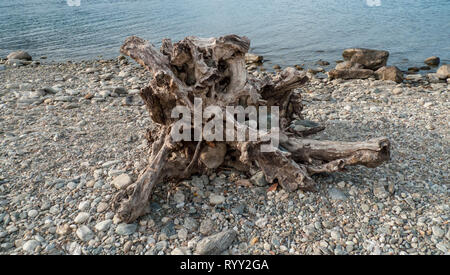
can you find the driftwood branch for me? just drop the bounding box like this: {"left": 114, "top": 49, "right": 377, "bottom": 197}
{"left": 112, "top": 34, "right": 391, "bottom": 223}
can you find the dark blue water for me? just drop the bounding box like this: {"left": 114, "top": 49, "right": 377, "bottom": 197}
{"left": 0, "top": 0, "right": 449, "bottom": 69}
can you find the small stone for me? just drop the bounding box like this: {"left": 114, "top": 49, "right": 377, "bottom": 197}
{"left": 337, "top": 181, "right": 346, "bottom": 188}
{"left": 373, "top": 183, "right": 389, "bottom": 199}
{"left": 78, "top": 201, "right": 90, "bottom": 211}
{"left": 423, "top": 102, "right": 433, "bottom": 108}
{"left": 113, "top": 87, "right": 127, "bottom": 95}
{"left": 96, "top": 202, "right": 108, "bottom": 213}
{"left": 74, "top": 212, "right": 90, "bottom": 224}
{"left": 68, "top": 242, "right": 82, "bottom": 255}
{"left": 178, "top": 228, "right": 188, "bottom": 240}
{"left": 173, "top": 190, "right": 185, "bottom": 204}
{"left": 123, "top": 241, "right": 133, "bottom": 253}
{"left": 22, "top": 240, "right": 40, "bottom": 253}
{"left": 328, "top": 187, "right": 347, "bottom": 201}
{"left": 250, "top": 237, "right": 258, "bottom": 246}
{"left": 255, "top": 217, "right": 268, "bottom": 228}
{"left": 67, "top": 182, "right": 77, "bottom": 190}
{"left": 346, "top": 244, "right": 354, "bottom": 252}
{"left": 56, "top": 224, "right": 71, "bottom": 235}
{"left": 161, "top": 222, "right": 177, "bottom": 237}
{"left": 99, "top": 90, "right": 111, "bottom": 97}
{"left": 85, "top": 67, "right": 97, "bottom": 73}
{"left": 199, "top": 219, "right": 214, "bottom": 235}
{"left": 171, "top": 248, "right": 185, "bottom": 255}
{"left": 432, "top": 226, "right": 445, "bottom": 239}
{"left": 76, "top": 225, "right": 94, "bottom": 241}
{"left": 155, "top": 240, "right": 167, "bottom": 251}
{"left": 392, "top": 87, "right": 403, "bottom": 95}
{"left": 195, "top": 230, "right": 237, "bottom": 255}
{"left": 331, "top": 230, "right": 341, "bottom": 241}
{"left": 250, "top": 171, "right": 268, "bottom": 187}
{"left": 111, "top": 174, "right": 132, "bottom": 190}
{"left": 361, "top": 204, "right": 370, "bottom": 212}
{"left": 27, "top": 209, "right": 38, "bottom": 218}
{"left": 184, "top": 217, "right": 199, "bottom": 232}
{"left": 115, "top": 223, "right": 137, "bottom": 235}
{"left": 95, "top": 220, "right": 112, "bottom": 232}
{"left": 436, "top": 242, "right": 448, "bottom": 253}
{"left": 209, "top": 194, "right": 225, "bottom": 205}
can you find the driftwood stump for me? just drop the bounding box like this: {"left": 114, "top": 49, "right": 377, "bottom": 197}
{"left": 112, "top": 34, "right": 390, "bottom": 223}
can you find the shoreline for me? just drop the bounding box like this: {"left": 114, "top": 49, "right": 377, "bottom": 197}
{"left": 0, "top": 57, "right": 449, "bottom": 255}
{"left": 1, "top": 51, "right": 447, "bottom": 77}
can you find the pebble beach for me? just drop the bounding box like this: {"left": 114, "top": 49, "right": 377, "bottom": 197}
{"left": 0, "top": 55, "right": 449, "bottom": 255}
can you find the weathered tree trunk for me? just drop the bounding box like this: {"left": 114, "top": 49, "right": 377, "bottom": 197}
{"left": 113, "top": 35, "right": 390, "bottom": 223}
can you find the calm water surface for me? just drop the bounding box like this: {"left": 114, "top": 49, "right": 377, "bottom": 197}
{"left": 0, "top": 0, "right": 449, "bottom": 69}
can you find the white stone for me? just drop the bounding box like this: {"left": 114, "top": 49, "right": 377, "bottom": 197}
{"left": 255, "top": 217, "right": 268, "bottom": 228}
{"left": 74, "top": 212, "right": 90, "bottom": 224}
{"left": 111, "top": 173, "right": 132, "bottom": 190}
{"left": 171, "top": 248, "right": 185, "bottom": 255}
{"left": 76, "top": 225, "right": 94, "bottom": 241}
{"left": 27, "top": 209, "right": 38, "bottom": 218}
{"left": 209, "top": 194, "right": 225, "bottom": 205}
{"left": 22, "top": 240, "right": 40, "bottom": 253}
{"left": 95, "top": 219, "right": 112, "bottom": 232}
{"left": 78, "top": 200, "right": 91, "bottom": 211}
{"left": 174, "top": 191, "right": 185, "bottom": 204}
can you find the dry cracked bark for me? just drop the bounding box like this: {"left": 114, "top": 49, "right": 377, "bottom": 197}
{"left": 112, "top": 34, "right": 391, "bottom": 223}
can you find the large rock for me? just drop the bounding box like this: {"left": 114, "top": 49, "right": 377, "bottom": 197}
{"left": 328, "top": 68, "right": 374, "bottom": 80}
{"left": 7, "top": 50, "right": 32, "bottom": 61}
{"left": 195, "top": 229, "right": 237, "bottom": 255}
{"left": 374, "top": 66, "right": 404, "bottom": 83}
{"left": 424, "top": 56, "right": 440, "bottom": 66}
{"left": 342, "top": 48, "right": 389, "bottom": 70}
{"left": 436, "top": 64, "right": 449, "bottom": 79}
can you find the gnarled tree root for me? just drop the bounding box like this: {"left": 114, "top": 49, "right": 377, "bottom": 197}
{"left": 112, "top": 34, "right": 391, "bottom": 223}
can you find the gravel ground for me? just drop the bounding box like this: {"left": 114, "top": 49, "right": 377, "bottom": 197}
{"left": 0, "top": 58, "right": 448, "bottom": 255}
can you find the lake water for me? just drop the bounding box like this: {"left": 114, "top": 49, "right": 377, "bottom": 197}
{"left": 1, "top": 0, "right": 449, "bottom": 70}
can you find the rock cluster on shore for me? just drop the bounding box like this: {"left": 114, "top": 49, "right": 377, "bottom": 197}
{"left": 328, "top": 48, "right": 403, "bottom": 82}
{"left": 241, "top": 48, "right": 448, "bottom": 87}
{"left": 3, "top": 50, "right": 40, "bottom": 67}
{"left": 0, "top": 50, "right": 449, "bottom": 255}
